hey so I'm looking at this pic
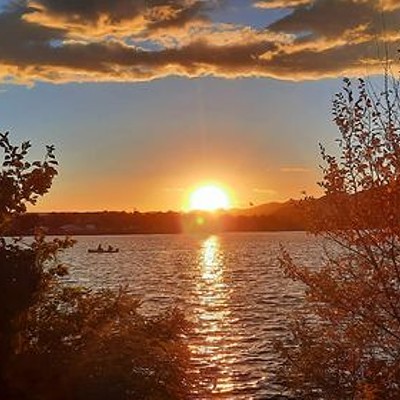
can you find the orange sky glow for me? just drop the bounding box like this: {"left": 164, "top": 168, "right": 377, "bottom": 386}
{"left": 0, "top": 0, "right": 397, "bottom": 212}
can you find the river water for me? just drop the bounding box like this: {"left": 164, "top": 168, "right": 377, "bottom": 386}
{"left": 60, "top": 231, "right": 324, "bottom": 399}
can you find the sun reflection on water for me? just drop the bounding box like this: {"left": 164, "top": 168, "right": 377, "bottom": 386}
{"left": 191, "top": 235, "right": 234, "bottom": 396}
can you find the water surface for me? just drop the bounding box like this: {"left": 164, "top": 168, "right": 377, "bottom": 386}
{"left": 60, "top": 232, "right": 323, "bottom": 399}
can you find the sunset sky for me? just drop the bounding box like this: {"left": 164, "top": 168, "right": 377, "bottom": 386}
{"left": 0, "top": 0, "right": 398, "bottom": 212}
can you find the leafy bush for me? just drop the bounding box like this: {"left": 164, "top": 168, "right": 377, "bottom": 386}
{"left": 0, "top": 132, "right": 196, "bottom": 399}
{"left": 279, "top": 78, "right": 400, "bottom": 399}
{"left": 7, "top": 288, "right": 193, "bottom": 400}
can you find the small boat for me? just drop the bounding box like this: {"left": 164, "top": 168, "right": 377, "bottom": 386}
{"left": 88, "top": 248, "right": 119, "bottom": 254}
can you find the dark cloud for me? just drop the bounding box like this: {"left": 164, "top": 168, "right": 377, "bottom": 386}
{"left": 32, "top": 0, "right": 144, "bottom": 22}
{"left": 269, "top": 0, "right": 400, "bottom": 40}
{"left": 0, "top": 7, "right": 278, "bottom": 82}
{"left": 0, "top": 0, "right": 398, "bottom": 84}
{"left": 32, "top": 0, "right": 204, "bottom": 23}
{"left": 270, "top": 0, "right": 374, "bottom": 37}
{"left": 26, "top": 0, "right": 211, "bottom": 37}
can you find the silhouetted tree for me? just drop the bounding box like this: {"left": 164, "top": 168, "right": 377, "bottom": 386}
{"left": 0, "top": 132, "right": 71, "bottom": 398}
{"left": 279, "top": 78, "right": 400, "bottom": 399}
{"left": 0, "top": 132, "right": 196, "bottom": 399}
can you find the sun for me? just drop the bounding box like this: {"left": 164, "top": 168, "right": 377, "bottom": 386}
{"left": 189, "top": 185, "right": 230, "bottom": 211}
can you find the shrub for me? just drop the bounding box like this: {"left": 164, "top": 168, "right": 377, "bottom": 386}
{"left": 0, "top": 132, "right": 196, "bottom": 399}
{"left": 7, "top": 288, "right": 194, "bottom": 400}
{"left": 279, "top": 78, "right": 400, "bottom": 399}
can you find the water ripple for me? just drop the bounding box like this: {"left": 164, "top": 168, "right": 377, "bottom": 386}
{"left": 60, "top": 231, "right": 323, "bottom": 399}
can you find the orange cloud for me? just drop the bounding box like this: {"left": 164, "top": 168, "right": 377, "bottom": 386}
{"left": 25, "top": 0, "right": 209, "bottom": 39}
{"left": 255, "top": 0, "right": 312, "bottom": 9}
{"left": 0, "top": 0, "right": 398, "bottom": 84}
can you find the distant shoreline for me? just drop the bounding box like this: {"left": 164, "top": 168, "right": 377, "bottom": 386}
{"left": 7, "top": 204, "right": 306, "bottom": 236}
{"left": 5, "top": 229, "right": 307, "bottom": 237}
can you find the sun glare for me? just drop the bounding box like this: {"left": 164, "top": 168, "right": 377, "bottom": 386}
{"left": 189, "top": 185, "right": 230, "bottom": 211}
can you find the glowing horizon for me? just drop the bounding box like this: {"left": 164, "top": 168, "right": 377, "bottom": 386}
{"left": 188, "top": 185, "right": 231, "bottom": 212}
{"left": 1, "top": 0, "right": 382, "bottom": 213}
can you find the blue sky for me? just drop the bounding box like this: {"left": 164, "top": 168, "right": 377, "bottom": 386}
{"left": 0, "top": 0, "right": 397, "bottom": 211}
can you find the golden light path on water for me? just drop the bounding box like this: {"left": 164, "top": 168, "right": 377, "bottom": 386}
{"left": 61, "top": 233, "right": 317, "bottom": 398}
{"left": 191, "top": 236, "right": 235, "bottom": 396}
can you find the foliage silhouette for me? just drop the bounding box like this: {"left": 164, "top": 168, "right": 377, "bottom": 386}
{"left": 279, "top": 78, "right": 400, "bottom": 399}
{"left": 0, "top": 133, "right": 196, "bottom": 399}
{"left": 0, "top": 132, "right": 72, "bottom": 398}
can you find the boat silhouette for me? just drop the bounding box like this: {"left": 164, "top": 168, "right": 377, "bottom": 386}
{"left": 88, "top": 247, "right": 119, "bottom": 254}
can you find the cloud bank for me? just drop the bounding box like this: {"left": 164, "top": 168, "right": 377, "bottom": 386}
{"left": 0, "top": 0, "right": 398, "bottom": 84}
